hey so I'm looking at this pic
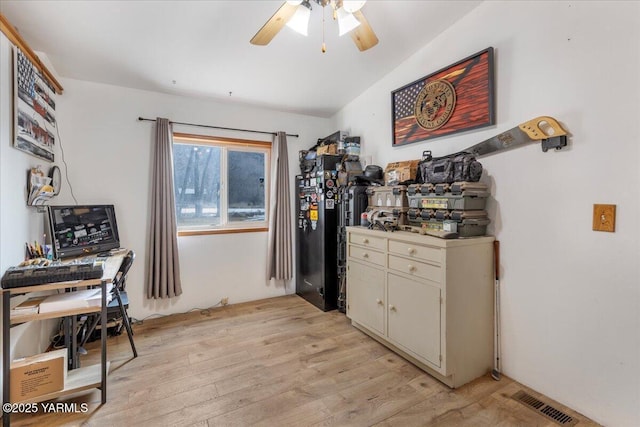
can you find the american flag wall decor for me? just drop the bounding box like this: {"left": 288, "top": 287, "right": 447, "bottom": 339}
{"left": 391, "top": 47, "right": 495, "bottom": 147}
{"left": 13, "top": 47, "right": 57, "bottom": 162}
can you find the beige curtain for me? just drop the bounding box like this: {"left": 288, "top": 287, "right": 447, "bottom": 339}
{"left": 146, "top": 117, "right": 183, "bottom": 298}
{"left": 266, "top": 131, "right": 292, "bottom": 281}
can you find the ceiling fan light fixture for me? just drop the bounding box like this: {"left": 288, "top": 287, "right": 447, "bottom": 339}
{"left": 286, "top": 0, "right": 303, "bottom": 5}
{"left": 342, "top": 0, "right": 366, "bottom": 13}
{"left": 286, "top": 1, "right": 312, "bottom": 36}
{"left": 337, "top": 7, "right": 360, "bottom": 36}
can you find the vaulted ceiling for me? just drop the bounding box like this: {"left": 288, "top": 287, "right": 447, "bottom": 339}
{"left": 0, "top": 1, "right": 481, "bottom": 117}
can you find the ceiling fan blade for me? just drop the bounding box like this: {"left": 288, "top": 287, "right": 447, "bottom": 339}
{"left": 350, "top": 10, "right": 378, "bottom": 51}
{"left": 250, "top": 2, "right": 299, "bottom": 46}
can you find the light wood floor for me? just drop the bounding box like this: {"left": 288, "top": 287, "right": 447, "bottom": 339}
{"left": 10, "top": 295, "right": 599, "bottom": 427}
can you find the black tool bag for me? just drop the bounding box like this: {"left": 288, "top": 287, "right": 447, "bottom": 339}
{"left": 416, "top": 150, "right": 483, "bottom": 184}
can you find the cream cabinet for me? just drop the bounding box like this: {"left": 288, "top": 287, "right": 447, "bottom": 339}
{"left": 346, "top": 226, "right": 494, "bottom": 388}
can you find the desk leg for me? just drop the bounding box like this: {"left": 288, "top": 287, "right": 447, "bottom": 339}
{"left": 101, "top": 280, "right": 107, "bottom": 404}
{"left": 3, "top": 293, "right": 10, "bottom": 427}
{"left": 64, "top": 317, "right": 72, "bottom": 371}
{"left": 71, "top": 315, "right": 78, "bottom": 369}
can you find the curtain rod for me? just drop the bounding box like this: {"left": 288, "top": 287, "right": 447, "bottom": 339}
{"left": 137, "top": 117, "right": 299, "bottom": 138}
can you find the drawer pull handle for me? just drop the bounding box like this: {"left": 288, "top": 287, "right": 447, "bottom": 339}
{"left": 407, "top": 247, "right": 416, "bottom": 254}
{"left": 363, "top": 253, "right": 369, "bottom": 258}
{"left": 376, "top": 298, "right": 383, "bottom": 305}
{"left": 362, "top": 238, "right": 369, "bottom": 244}
{"left": 389, "top": 304, "right": 396, "bottom": 311}
{"left": 408, "top": 264, "right": 416, "bottom": 272}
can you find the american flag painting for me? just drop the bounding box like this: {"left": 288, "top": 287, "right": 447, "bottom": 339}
{"left": 393, "top": 81, "right": 425, "bottom": 121}
{"left": 13, "top": 48, "right": 57, "bottom": 162}
{"left": 392, "top": 48, "right": 495, "bottom": 147}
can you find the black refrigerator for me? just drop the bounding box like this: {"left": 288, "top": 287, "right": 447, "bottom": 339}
{"left": 295, "top": 154, "right": 343, "bottom": 311}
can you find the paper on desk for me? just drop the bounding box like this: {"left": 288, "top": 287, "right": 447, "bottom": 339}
{"left": 39, "top": 289, "right": 112, "bottom": 313}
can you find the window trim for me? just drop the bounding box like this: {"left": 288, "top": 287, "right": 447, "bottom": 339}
{"left": 173, "top": 132, "right": 271, "bottom": 236}
{"left": 178, "top": 227, "right": 269, "bottom": 237}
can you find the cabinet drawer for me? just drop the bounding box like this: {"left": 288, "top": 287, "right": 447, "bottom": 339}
{"left": 349, "top": 232, "right": 386, "bottom": 251}
{"left": 388, "top": 255, "right": 441, "bottom": 283}
{"left": 388, "top": 240, "right": 441, "bottom": 265}
{"left": 349, "top": 245, "right": 385, "bottom": 266}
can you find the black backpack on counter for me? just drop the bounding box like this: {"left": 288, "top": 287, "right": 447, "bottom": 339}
{"left": 416, "top": 150, "right": 483, "bottom": 184}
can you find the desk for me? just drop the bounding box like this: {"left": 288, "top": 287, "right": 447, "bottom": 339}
{"left": 96, "top": 251, "right": 126, "bottom": 282}
{"left": 63, "top": 253, "right": 125, "bottom": 370}
{"left": 1, "top": 252, "right": 124, "bottom": 426}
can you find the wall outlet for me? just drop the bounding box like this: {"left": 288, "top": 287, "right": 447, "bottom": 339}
{"left": 592, "top": 204, "right": 616, "bottom": 232}
{"left": 221, "top": 297, "right": 229, "bottom": 306}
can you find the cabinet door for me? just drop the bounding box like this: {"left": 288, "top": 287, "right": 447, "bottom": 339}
{"left": 347, "top": 260, "right": 385, "bottom": 335}
{"left": 387, "top": 273, "right": 441, "bottom": 368}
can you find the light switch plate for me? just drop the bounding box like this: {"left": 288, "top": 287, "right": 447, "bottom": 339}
{"left": 593, "top": 204, "right": 616, "bottom": 232}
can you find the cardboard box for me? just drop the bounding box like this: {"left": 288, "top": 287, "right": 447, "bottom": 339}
{"left": 11, "top": 296, "right": 47, "bottom": 316}
{"left": 384, "top": 160, "right": 420, "bottom": 185}
{"left": 316, "top": 144, "right": 337, "bottom": 155}
{"left": 10, "top": 349, "right": 66, "bottom": 401}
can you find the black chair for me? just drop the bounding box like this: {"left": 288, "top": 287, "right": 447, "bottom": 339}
{"left": 80, "top": 250, "right": 138, "bottom": 358}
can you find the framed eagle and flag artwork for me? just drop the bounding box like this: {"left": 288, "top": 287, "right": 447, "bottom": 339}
{"left": 391, "top": 47, "right": 495, "bottom": 147}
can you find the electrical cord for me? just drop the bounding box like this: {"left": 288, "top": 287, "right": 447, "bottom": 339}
{"left": 130, "top": 300, "right": 227, "bottom": 326}
{"left": 54, "top": 120, "right": 78, "bottom": 205}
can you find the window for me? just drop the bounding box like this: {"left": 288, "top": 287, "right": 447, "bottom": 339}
{"left": 172, "top": 133, "right": 270, "bottom": 235}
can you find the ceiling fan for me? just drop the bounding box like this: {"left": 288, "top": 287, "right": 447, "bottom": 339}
{"left": 250, "top": 0, "right": 379, "bottom": 52}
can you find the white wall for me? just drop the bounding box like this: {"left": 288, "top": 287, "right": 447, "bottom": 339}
{"left": 0, "top": 32, "right": 60, "bottom": 396}
{"left": 55, "top": 78, "right": 332, "bottom": 320}
{"left": 334, "top": 1, "right": 640, "bottom": 426}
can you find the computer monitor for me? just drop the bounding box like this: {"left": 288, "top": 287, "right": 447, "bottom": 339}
{"left": 47, "top": 204, "right": 121, "bottom": 259}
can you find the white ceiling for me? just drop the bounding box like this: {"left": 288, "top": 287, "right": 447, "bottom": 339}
{"left": 1, "top": 1, "right": 481, "bottom": 118}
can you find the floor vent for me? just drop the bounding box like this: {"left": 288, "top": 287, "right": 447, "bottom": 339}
{"left": 512, "top": 390, "right": 578, "bottom": 426}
